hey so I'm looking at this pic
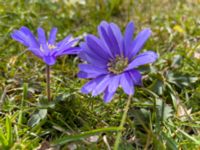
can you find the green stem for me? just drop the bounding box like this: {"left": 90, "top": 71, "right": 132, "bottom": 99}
{"left": 46, "top": 65, "right": 51, "bottom": 101}
{"left": 114, "top": 94, "right": 132, "bottom": 150}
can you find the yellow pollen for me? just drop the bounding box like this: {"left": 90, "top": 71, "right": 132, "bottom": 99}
{"left": 47, "top": 43, "right": 56, "bottom": 50}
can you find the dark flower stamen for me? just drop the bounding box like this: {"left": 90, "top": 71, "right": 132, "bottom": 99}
{"left": 108, "top": 55, "right": 128, "bottom": 74}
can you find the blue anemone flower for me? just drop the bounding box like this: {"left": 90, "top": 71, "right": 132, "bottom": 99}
{"left": 11, "top": 27, "right": 80, "bottom": 65}
{"left": 78, "top": 21, "right": 158, "bottom": 102}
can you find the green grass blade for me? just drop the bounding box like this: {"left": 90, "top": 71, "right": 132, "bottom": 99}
{"left": 178, "top": 129, "right": 200, "bottom": 145}
{"left": 6, "top": 116, "right": 12, "bottom": 148}
{"left": 162, "top": 132, "right": 178, "bottom": 150}
{"left": 18, "top": 83, "right": 28, "bottom": 124}
{"left": 0, "top": 127, "right": 7, "bottom": 148}
{"left": 53, "top": 127, "right": 123, "bottom": 145}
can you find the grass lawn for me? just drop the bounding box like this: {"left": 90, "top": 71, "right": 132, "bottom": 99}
{"left": 0, "top": 0, "right": 200, "bottom": 149}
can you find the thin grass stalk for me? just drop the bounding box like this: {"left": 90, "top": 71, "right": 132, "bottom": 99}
{"left": 114, "top": 94, "right": 132, "bottom": 150}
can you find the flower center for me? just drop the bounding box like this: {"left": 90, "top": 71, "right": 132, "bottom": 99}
{"left": 47, "top": 43, "right": 56, "bottom": 50}
{"left": 40, "top": 43, "right": 56, "bottom": 53}
{"left": 107, "top": 55, "right": 129, "bottom": 74}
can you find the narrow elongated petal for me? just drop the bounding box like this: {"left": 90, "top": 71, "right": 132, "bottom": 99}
{"left": 92, "top": 74, "right": 111, "bottom": 96}
{"left": 37, "top": 27, "right": 46, "bottom": 44}
{"left": 98, "top": 23, "right": 115, "bottom": 57}
{"left": 54, "top": 39, "right": 80, "bottom": 56}
{"left": 110, "top": 23, "right": 123, "bottom": 54}
{"left": 104, "top": 88, "right": 115, "bottom": 103}
{"left": 79, "top": 43, "right": 107, "bottom": 67}
{"left": 124, "top": 22, "right": 134, "bottom": 57}
{"left": 120, "top": 72, "right": 134, "bottom": 95}
{"left": 78, "top": 71, "right": 100, "bottom": 79}
{"left": 107, "top": 25, "right": 121, "bottom": 55}
{"left": 81, "top": 80, "right": 96, "bottom": 94}
{"left": 129, "top": 29, "right": 151, "bottom": 59}
{"left": 79, "top": 64, "right": 108, "bottom": 74}
{"left": 128, "top": 69, "right": 142, "bottom": 86}
{"left": 59, "top": 38, "right": 79, "bottom": 51}
{"left": 59, "top": 47, "right": 81, "bottom": 55}
{"left": 125, "top": 51, "right": 158, "bottom": 71}
{"left": 83, "top": 46, "right": 107, "bottom": 64}
{"left": 11, "top": 30, "right": 29, "bottom": 46}
{"left": 124, "top": 22, "right": 134, "bottom": 42}
{"left": 108, "top": 75, "right": 120, "bottom": 93}
{"left": 20, "top": 26, "right": 39, "bottom": 48}
{"left": 86, "top": 35, "right": 111, "bottom": 59}
{"left": 28, "top": 47, "right": 43, "bottom": 58}
{"left": 98, "top": 21, "right": 109, "bottom": 38}
{"left": 81, "top": 75, "right": 106, "bottom": 94}
{"left": 57, "top": 35, "right": 72, "bottom": 47}
{"left": 48, "top": 27, "right": 57, "bottom": 45}
{"left": 79, "top": 53, "right": 106, "bottom": 68}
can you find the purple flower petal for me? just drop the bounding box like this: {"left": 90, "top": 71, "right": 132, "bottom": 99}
{"left": 124, "top": 22, "right": 134, "bottom": 57}
{"left": 37, "top": 27, "right": 50, "bottom": 55}
{"left": 120, "top": 72, "right": 134, "bottom": 95}
{"left": 109, "top": 23, "right": 123, "bottom": 54}
{"left": 128, "top": 69, "right": 142, "bottom": 86}
{"left": 20, "top": 26, "right": 39, "bottom": 48}
{"left": 81, "top": 75, "right": 106, "bottom": 94}
{"left": 107, "top": 25, "right": 120, "bottom": 56}
{"left": 11, "top": 30, "right": 30, "bottom": 47}
{"left": 103, "top": 88, "right": 115, "bottom": 103}
{"left": 129, "top": 29, "right": 151, "bottom": 59}
{"left": 79, "top": 42, "right": 107, "bottom": 67}
{"left": 78, "top": 71, "right": 100, "bottom": 79}
{"left": 59, "top": 47, "right": 81, "bottom": 55}
{"left": 37, "top": 27, "right": 46, "bottom": 44}
{"left": 86, "top": 34, "right": 111, "bottom": 59}
{"left": 42, "top": 55, "right": 56, "bottom": 66}
{"left": 48, "top": 27, "right": 57, "bottom": 45}
{"left": 103, "top": 75, "right": 120, "bottom": 102}
{"left": 125, "top": 51, "right": 158, "bottom": 71}
{"left": 54, "top": 39, "right": 80, "bottom": 56}
{"left": 108, "top": 74, "right": 120, "bottom": 93}
{"left": 57, "top": 35, "right": 72, "bottom": 47}
{"left": 79, "top": 64, "right": 108, "bottom": 74}
{"left": 92, "top": 74, "right": 111, "bottom": 96}
{"left": 28, "top": 47, "right": 43, "bottom": 58}
{"left": 59, "top": 38, "right": 79, "bottom": 51}
{"left": 98, "top": 22, "right": 115, "bottom": 57}
{"left": 81, "top": 80, "right": 96, "bottom": 94}
{"left": 40, "top": 43, "right": 50, "bottom": 56}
